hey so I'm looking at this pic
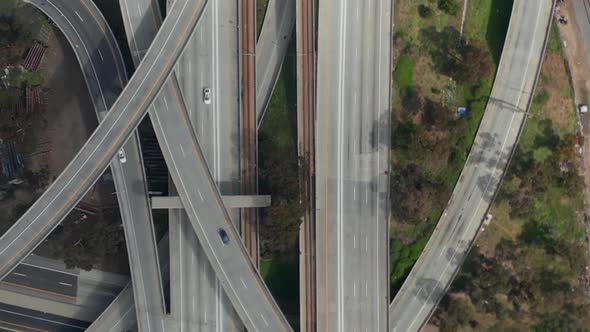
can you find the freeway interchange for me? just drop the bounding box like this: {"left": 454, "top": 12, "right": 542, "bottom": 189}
{"left": 0, "top": 0, "right": 555, "bottom": 331}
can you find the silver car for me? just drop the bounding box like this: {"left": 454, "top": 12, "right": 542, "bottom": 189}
{"left": 203, "top": 87, "right": 212, "bottom": 104}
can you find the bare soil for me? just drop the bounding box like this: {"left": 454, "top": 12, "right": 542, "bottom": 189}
{"left": 557, "top": 1, "right": 590, "bottom": 298}
{"left": 559, "top": 3, "right": 590, "bottom": 106}
{"left": 542, "top": 52, "right": 574, "bottom": 130}
{"left": 30, "top": 27, "right": 98, "bottom": 179}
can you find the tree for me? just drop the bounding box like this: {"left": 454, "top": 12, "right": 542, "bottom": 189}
{"left": 420, "top": 27, "right": 491, "bottom": 82}
{"left": 443, "top": 296, "right": 475, "bottom": 331}
{"left": 259, "top": 156, "right": 308, "bottom": 257}
{"left": 533, "top": 312, "right": 578, "bottom": 332}
{"left": 418, "top": 4, "right": 434, "bottom": 18}
{"left": 438, "top": 0, "right": 460, "bottom": 16}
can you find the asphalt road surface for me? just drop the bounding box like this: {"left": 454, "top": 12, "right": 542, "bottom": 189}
{"left": 3, "top": 263, "right": 78, "bottom": 298}
{"left": 25, "top": 0, "right": 167, "bottom": 330}
{"left": 88, "top": 234, "right": 170, "bottom": 332}
{"left": 172, "top": 0, "right": 243, "bottom": 328}
{"left": 389, "top": 1, "right": 554, "bottom": 331}
{"left": 0, "top": 0, "right": 206, "bottom": 290}
{"left": 315, "top": 0, "right": 392, "bottom": 331}
{"left": 0, "top": 303, "right": 89, "bottom": 332}
{"left": 118, "top": 0, "right": 291, "bottom": 329}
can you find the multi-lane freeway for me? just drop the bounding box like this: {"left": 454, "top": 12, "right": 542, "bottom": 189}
{"left": 24, "top": 0, "right": 167, "bottom": 330}
{"left": 315, "top": 0, "right": 392, "bottom": 331}
{"left": 171, "top": 0, "right": 244, "bottom": 328}
{"left": 389, "top": 1, "right": 554, "bottom": 331}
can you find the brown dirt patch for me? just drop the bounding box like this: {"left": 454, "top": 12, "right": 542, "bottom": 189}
{"left": 559, "top": 2, "right": 590, "bottom": 106}
{"left": 30, "top": 27, "right": 98, "bottom": 178}
{"left": 541, "top": 52, "right": 573, "bottom": 130}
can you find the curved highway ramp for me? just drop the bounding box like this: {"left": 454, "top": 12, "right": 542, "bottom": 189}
{"left": 389, "top": 1, "right": 554, "bottom": 331}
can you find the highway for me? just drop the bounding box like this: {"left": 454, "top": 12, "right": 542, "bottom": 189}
{"left": 121, "top": 0, "right": 243, "bottom": 329}
{"left": 88, "top": 234, "right": 170, "bottom": 332}
{"left": 171, "top": 0, "right": 244, "bottom": 328}
{"left": 255, "top": 0, "right": 295, "bottom": 126}
{"left": 315, "top": 0, "right": 392, "bottom": 331}
{"left": 0, "top": 303, "right": 89, "bottom": 332}
{"left": 0, "top": 2, "right": 206, "bottom": 330}
{"left": 24, "top": 0, "right": 167, "bottom": 330}
{"left": 117, "top": 0, "right": 291, "bottom": 329}
{"left": 389, "top": 1, "right": 554, "bottom": 331}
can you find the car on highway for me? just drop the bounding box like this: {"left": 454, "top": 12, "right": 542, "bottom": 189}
{"left": 218, "top": 228, "right": 230, "bottom": 245}
{"left": 203, "top": 87, "right": 212, "bottom": 104}
{"left": 118, "top": 149, "right": 127, "bottom": 163}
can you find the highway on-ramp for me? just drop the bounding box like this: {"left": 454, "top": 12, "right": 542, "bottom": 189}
{"left": 389, "top": 1, "right": 554, "bottom": 331}
{"left": 24, "top": 0, "right": 167, "bottom": 330}
{"left": 0, "top": 0, "right": 206, "bottom": 314}
{"left": 255, "top": 0, "right": 296, "bottom": 126}
{"left": 315, "top": 0, "right": 392, "bottom": 331}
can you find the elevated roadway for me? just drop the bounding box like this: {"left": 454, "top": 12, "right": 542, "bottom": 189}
{"left": 315, "top": 0, "right": 392, "bottom": 331}
{"left": 172, "top": 0, "right": 243, "bottom": 327}
{"left": 118, "top": 0, "right": 291, "bottom": 329}
{"left": 88, "top": 234, "right": 170, "bottom": 332}
{"left": 121, "top": 0, "right": 243, "bottom": 329}
{"left": 24, "top": 0, "right": 166, "bottom": 330}
{"left": 0, "top": 0, "right": 207, "bottom": 331}
{"left": 389, "top": 1, "right": 554, "bottom": 331}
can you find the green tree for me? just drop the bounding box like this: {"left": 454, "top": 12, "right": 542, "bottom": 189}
{"left": 418, "top": 4, "right": 434, "bottom": 18}
{"left": 438, "top": 0, "right": 460, "bottom": 16}
{"left": 443, "top": 296, "right": 475, "bottom": 331}
{"left": 533, "top": 312, "right": 578, "bottom": 332}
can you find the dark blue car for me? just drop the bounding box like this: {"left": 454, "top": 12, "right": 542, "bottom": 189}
{"left": 218, "top": 228, "right": 230, "bottom": 245}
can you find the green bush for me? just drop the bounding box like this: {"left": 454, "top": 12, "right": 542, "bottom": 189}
{"left": 418, "top": 4, "right": 434, "bottom": 18}
{"left": 438, "top": 0, "right": 460, "bottom": 16}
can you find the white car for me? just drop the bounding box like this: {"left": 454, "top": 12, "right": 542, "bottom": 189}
{"left": 118, "top": 149, "right": 127, "bottom": 163}
{"left": 203, "top": 87, "right": 212, "bottom": 104}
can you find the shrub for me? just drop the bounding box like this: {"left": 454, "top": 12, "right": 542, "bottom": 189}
{"left": 418, "top": 4, "right": 434, "bottom": 18}
{"left": 438, "top": 0, "right": 460, "bottom": 16}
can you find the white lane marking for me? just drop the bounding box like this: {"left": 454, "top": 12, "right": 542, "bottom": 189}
{"left": 353, "top": 186, "right": 356, "bottom": 200}
{"left": 41, "top": 1, "right": 108, "bottom": 111}
{"left": 240, "top": 278, "right": 248, "bottom": 289}
{"left": 163, "top": 97, "right": 169, "bottom": 111}
{"left": 365, "top": 189, "right": 369, "bottom": 203}
{"left": 0, "top": 308, "right": 86, "bottom": 330}
{"left": 365, "top": 283, "right": 368, "bottom": 297}
{"left": 136, "top": 1, "right": 141, "bottom": 15}
{"left": 59, "top": 282, "right": 73, "bottom": 287}
{"left": 353, "top": 283, "right": 357, "bottom": 297}
{"left": 365, "top": 237, "right": 368, "bottom": 252}
{"left": 179, "top": 144, "right": 186, "bottom": 157}
{"left": 353, "top": 236, "right": 356, "bottom": 249}
{"left": 13, "top": 272, "right": 26, "bottom": 277}
{"left": 198, "top": 190, "right": 203, "bottom": 201}
{"left": 212, "top": 0, "right": 221, "bottom": 182}
{"left": 97, "top": 49, "right": 104, "bottom": 61}
{"left": 189, "top": 62, "right": 192, "bottom": 73}
{"left": 260, "top": 313, "right": 269, "bottom": 327}
{"left": 336, "top": 0, "right": 349, "bottom": 329}
{"left": 74, "top": 11, "right": 84, "bottom": 22}
{"left": 152, "top": 89, "right": 259, "bottom": 331}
